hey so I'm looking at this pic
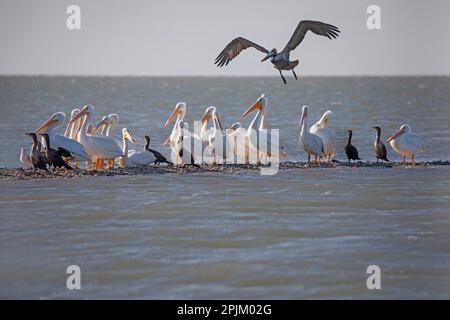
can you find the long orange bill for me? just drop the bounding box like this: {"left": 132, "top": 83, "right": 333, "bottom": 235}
{"left": 242, "top": 99, "right": 262, "bottom": 117}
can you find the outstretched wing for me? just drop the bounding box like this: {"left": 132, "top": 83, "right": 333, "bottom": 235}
{"left": 283, "top": 20, "right": 340, "bottom": 53}
{"left": 214, "top": 37, "right": 269, "bottom": 67}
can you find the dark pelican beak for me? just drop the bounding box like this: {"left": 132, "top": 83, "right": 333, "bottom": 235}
{"left": 261, "top": 51, "right": 275, "bottom": 62}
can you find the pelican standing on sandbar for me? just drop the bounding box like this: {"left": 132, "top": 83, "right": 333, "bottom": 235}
{"left": 163, "top": 102, "right": 189, "bottom": 164}
{"left": 68, "top": 105, "right": 124, "bottom": 169}
{"left": 388, "top": 124, "right": 425, "bottom": 163}
{"left": 310, "top": 110, "right": 335, "bottom": 161}
{"left": 241, "top": 95, "right": 284, "bottom": 163}
{"left": 215, "top": 20, "right": 340, "bottom": 84}
{"left": 298, "top": 105, "right": 325, "bottom": 163}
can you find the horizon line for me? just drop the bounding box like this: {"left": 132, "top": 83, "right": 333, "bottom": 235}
{"left": 0, "top": 74, "right": 449, "bottom": 78}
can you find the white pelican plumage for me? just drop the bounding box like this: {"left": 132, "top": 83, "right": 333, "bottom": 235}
{"left": 241, "top": 95, "right": 284, "bottom": 164}
{"left": 310, "top": 110, "right": 335, "bottom": 161}
{"left": 200, "top": 106, "right": 227, "bottom": 163}
{"left": 388, "top": 124, "right": 425, "bottom": 163}
{"left": 68, "top": 105, "right": 124, "bottom": 169}
{"left": 226, "top": 122, "right": 249, "bottom": 163}
{"left": 200, "top": 106, "right": 215, "bottom": 142}
{"left": 64, "top": 109, "right": 80, "bottom": 138}
{"left": 163, "top": 102, "right": 189, "bottom": 164}
{"left": 256, "top": 94, "right": 287, "bottom": 161}
{"left": 36, "top": 112, "right": 90, "bottom": 161}
{"left": 298, "top": 105, "right": 325, "bottom": 163}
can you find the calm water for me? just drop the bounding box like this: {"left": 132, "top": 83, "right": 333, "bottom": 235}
{"left": 0, "top": 77, "right": 450, "bottom": 299}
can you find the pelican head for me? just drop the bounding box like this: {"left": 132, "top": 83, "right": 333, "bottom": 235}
{"left": 93, "top": 115, "right": 110, "bottom": 133}
{"left": 36, "top": 112, "right": 66, "bottom": 133}
{"left": 261, "top": 48, "right": 277, "bottom": 62}
{"left": 122, "top": 128, "right": 135, "bottom": 143}
{"left": 71, "top": 109, "right": 80, "bottom": 117}
{"left": 228, "top": 122, "right": 241, "bottom": 131}
{"left": 242, "top": 96, "right": 265, "bottom": 117}
{"left": 317, "top": 111, "right": 333, "bottom": 128}
{"left": 165, "top": 102, "right": 186, "bottom": 127}
{"left": 108, "top": 113, "right": 119, "bottom": 125}
{"left": 388, "top": 124, "right": 411, "bottom": 142}
{"left": 68, "top": 105, "right": 94, "bottom": 124}
{"left": 200, "top": 106, "right": 217, "bottom": 123}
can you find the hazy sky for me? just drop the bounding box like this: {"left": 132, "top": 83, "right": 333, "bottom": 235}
{"left": 0, "top": 0, "right": 449, "bottom": 76}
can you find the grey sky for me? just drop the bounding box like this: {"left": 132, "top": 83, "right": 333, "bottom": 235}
{"left": 0, "top": 0, "right": 449, "bottom": 76}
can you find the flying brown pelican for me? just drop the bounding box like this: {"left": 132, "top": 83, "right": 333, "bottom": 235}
{"left": 214, "top": 20, "right": 340, "bottom": 84}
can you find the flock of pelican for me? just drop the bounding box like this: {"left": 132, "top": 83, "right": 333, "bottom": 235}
{"left": 19, "top": 94, "right": 425, "bottom": 171}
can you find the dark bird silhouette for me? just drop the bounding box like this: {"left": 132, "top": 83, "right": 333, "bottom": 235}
{"left": 25, "top": 132, "right": 48, "bottom": 170}
{"left": 39, "top": 133, "right": 72, "bottom": 169}
{"left": 143, "top": 136, "right": 173, "bottom": 166}
{"left": 373, "top": 126, "right": 389, "bottom": 162}
{"left": 215, "top": 20, "right": 340, "bottom": 84}
{"left": 344, "top": 130, "right": 361, "bottom": 163}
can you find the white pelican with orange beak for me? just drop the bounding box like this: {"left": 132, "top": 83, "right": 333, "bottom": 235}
{"left": 162, "top": 102, "right": 189, "bottom": 164}
{"left": 68, "top": 105, "right": 123, "bottom": 169}
{"left": 200, "top": 106, "right": 216, "bottom": 142}
{"left": 241, "top": 95, "right": 283, "bottom": 163}
{"left": 298, "top": 105, "right": 325, "bottom": 163}
{"left": 310, "top": 110, "right": 336, "bottom": 161}
{"left": 36, "top": 111, "right": 90, "bottom": 161}
{"left": 200, "top": 106, "right": 227, "bottom": 163}
{"left": 388, "top": 124, "right": 424, "bottom": 163}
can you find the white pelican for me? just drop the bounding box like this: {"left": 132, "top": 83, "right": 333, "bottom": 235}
{"left": 163, "top": 102, "right": 188, "bottom": 164}
{"left": 215, "top": 20, "right": 340, "bottom": 84}
{"left": 200, "top": 106, "right": 215, "bottom": 142}
{"left": 68, "top": 105, "right": 124, "bottom": 169}
{"left": 298, "top": 105, "right": 325, "bottom": 163}
{"left": 36, "top": 112, "right": 90, "bottom": 161}
{"left": 256, "top": 94, "right": 287, "bottom": 161}
{"left": 241, "top": 95, "right": 284, "bottom": 164}
{"left": 64, "top": 109, "right": 80, "bottom": 138}
{"left": 105, "top": 114, "right": 119, "bottom": 137}
{"left": 19, "top": 148, "right": 33, "bottom": 168}
{"left": 310, "top": 110, "right": 336, "bottom": 161}
{"left": 200, "top": 106, "right": 227, "bottom": 163}
{"left": 226, "top": 122, "right": 249, "bottom": 164}
{"left": 388, "top": 124, "right": 425, "bottom": 163}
